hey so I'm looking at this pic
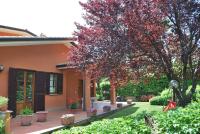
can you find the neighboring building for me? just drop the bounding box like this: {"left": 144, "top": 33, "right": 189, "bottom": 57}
{"left": 0, "top": 25, "right": 96, "bottom": 116}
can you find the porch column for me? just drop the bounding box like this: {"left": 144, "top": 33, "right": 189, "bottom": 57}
{"left": 110, "top": 78, "right": 116, "bottom": 105}
{"left": 83, "top": 71, "right": 91, "bottom": 111}
{"left": 93, "top": 80, "right": 96, "bottom": 97}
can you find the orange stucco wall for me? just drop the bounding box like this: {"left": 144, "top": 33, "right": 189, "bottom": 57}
{"left": 64, "top": 69, "right": 84, "bottom": 108}
{"left": 0, "top": 44, "right": 69, "bottom": 110}
{"left": 65, "top": 70, "right": 93, "bottom": 111}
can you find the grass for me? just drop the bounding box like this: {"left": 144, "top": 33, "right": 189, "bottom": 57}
{"left": 106, "top": 102, "right": 163, "bottom": 119}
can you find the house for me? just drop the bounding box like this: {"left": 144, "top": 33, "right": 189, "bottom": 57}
{"left": 0, "top": 25, "right": 96, "bottom": 117}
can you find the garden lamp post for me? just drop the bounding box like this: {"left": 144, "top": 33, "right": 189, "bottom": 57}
{"left": 169, "top": 80, "right": 179, "bottom": 102}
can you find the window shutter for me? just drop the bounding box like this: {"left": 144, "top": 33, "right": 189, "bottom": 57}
{"left": 57, "top": 73, "right": 63, "bottom": 94}
{"left": 45, "top": 73, "right": 50, "bottom": 95}
{"left": 8, "top": 68, "right": 18, "bottom": 117}
{"left": 34, "top": 71, "right": 46, "bottom": 112}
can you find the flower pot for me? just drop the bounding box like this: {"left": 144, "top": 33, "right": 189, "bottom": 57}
{"left": 87, "top": 108, "right": 97, "bottom": 117}
{"left": 117, "top": 103, "right": 123, "bottom": 108}
{"left": 0, "top": 104, "right": 7, "bottom": 111}
{"left": 127, "top": 99, "right": 132, "bottom": 104}
{"left": 36, "top": 111, "right": 48, "bottom": 122}
{"left": 61, "top": 114, "right": 75, "bottom": 126}
{"left": 103, "top": 105, "right": 111, "bottom": 112}
{"left": 20, "top": 114, "right": 33, "bottom": 126}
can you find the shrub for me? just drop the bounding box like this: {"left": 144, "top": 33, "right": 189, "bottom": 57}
{"left": 149, "top": 96, "right": 170, "bottom": 106}
{"left": 96, "top": 94, "right": 105, "bottom": 101}
{"left": 70, "top": 103, "right": 78, "bottom": 109}
{"left": 150, "top": 89, "right": 172, "bottom": 105}
{"left": 0, "top": 119, "right": 5, "bottom": 134}
{"left": 153, "top": 102, "right": 200, "bottom": 133}
{"left": 96, "top": 78, "right": 110, "bottom": 100}
{"left": 20, "top": 107, "right": 33, "bottom": 115}
{"left": 117, "top": 75, "right": 169, "bottom": 98}
{"left": 160, "top": 89, "right": 172, "bottom": 97}
{"left": 0, "top": 96, "right": 8, "bottom": 106}
{"left": 192, "top": 84, "right": 200, "bottom": 101}
{"left": 53, "top": 113, "right": 151, "bottom": 134}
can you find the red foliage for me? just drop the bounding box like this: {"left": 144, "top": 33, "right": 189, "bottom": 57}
{"left": 163, "top": 100, "right": 176, "bottom": 112}
{"left": 67, "top": 96, "right": 82, "bottom": 104}
{"left": 69, "top": 0, "right": 199, "bottom": 105}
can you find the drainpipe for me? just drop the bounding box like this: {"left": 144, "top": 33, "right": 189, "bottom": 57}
{"left": 82, "top": 78, "right": 86, "bottom": 111}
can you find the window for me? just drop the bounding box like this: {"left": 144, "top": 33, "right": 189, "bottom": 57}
{"left": 47, "top": 73, "right": 63, "bottom": 95}
{"left": 49, "top": 74, "right": 57, "bottom": 94}
{"left": 16, "top": 70, "right": 34, "bottom": 102}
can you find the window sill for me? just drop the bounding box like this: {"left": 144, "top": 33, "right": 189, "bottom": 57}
{"left": 47, "top": 94, "right": 61, "bottom": 96}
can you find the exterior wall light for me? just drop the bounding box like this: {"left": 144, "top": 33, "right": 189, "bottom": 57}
{"left": 0, "top": 65, "right": 4, "bottom": 71}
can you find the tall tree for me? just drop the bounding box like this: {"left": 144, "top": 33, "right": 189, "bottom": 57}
{"left": 70, "top": 0, "right": 132, "bottom": 84}
{"left": 125, "top": 0, "right": 200, "bottom": 106}
{"left": 70, "top": 0, "right": 200, "bottom": 106}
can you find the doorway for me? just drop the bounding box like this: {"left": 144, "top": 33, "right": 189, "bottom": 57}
{"left": 16, "top": 70, "right": 35, "bottom": 114}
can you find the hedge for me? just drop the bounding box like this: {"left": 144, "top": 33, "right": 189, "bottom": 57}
{"left": 53, "top": 113, "right": 151, "bottom": 134}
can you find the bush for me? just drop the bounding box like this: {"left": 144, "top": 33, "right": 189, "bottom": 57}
{"left": 53, "top": 113, "right": 151, "bottom": 134}
{"left": 53, "top": 101, "right": 200, "bottom": 134}
{"left": 96, "top": 78, "right": 110, "bottom": 100}
{"left": 149, "top": 96, "right": 170, "bottom": 105}
{"left": 150, "top": 89, "right": 172, "bottom": 105}
{"left": 192, "top": 84, "right": 200, "bottom": 101}
{"left": 160, "top": 89, "right": 172, "bottom": 97}
{"left": 20, "top": 107, "right": 33, "bottom": 115}
{"left": 0, "top": 96, "right": 8, "bottom": 106}
{"left": 117, "top": 75, "right": 169, "bottom": 98}
{"left": 70, "top": 103, "right": 78, "bottom": 109}
{"left": 0, "top": 119, "right": 5, "bottom": 134}
{"left": 154, "top": 102, "right": 200, "bottom": 133}
{"left": 96, "top": 94, "right": 105, "bottom": 101}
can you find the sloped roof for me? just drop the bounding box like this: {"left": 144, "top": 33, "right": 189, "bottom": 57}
{"left": 0, "top": 36, "right": 76, "bottom": 47}
{"left": 0, "top": 25, "right": 37, "bottom": 36}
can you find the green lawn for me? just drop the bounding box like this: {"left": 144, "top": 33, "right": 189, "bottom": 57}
{"left": 106, "top": 102, "right": 163, "bottom": 119}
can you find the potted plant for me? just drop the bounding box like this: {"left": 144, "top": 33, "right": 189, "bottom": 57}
{"left": 70, "top": 102, "right": 77, "bottom": 109}
{"left": 0, "top": 96, "right": 8, "bottom": 111}
{"left": 20, "top": 107, "right": 33, "bottom": 126}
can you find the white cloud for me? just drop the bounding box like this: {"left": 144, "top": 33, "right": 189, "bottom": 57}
{"left": 0, "top": 0, "right": 86, "bottom": 37}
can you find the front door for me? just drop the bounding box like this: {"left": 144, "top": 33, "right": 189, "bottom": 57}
{"left": 16, "top": 70, "right": 35, "bottom": 114}
{"left": 78, "top": 80, "right": 83, "bottom": 109}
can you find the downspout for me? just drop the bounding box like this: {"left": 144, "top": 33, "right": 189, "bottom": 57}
{"left": 82, "top": 77, "right": 86, "bottom": 111}
{"left": 82, "top": 70, "right": 86, "bottom": 111}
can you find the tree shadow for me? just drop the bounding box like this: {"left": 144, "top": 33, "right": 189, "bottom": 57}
{"left": 106, "top": 106, "right": 139, "bottom": 119}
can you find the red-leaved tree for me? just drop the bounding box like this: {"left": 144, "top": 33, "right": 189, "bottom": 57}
{"left": 70, "top": 0, "right": 200, "bottom": 106}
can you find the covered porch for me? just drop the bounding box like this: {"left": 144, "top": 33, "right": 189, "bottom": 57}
{"left": 62, "top": 68, "right": 96, "bottom": 112}
{"left": 57, "top": 62, "right": 117, "bottom": 112}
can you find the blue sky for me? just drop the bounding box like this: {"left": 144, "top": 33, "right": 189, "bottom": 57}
{"left": 0, "top": 0, "right": 86, "bottom": 37}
